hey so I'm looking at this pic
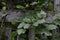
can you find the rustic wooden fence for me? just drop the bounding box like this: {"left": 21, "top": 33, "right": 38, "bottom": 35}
{"left": 0, "top": 0, "right": 60, "bottom": 40}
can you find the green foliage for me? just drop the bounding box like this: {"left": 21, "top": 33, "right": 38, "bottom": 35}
{"left": 41, "top": 31, "right": 52, "bottom": 36}
{"left": 37, "top": 10, "right": 46, "bottom": 18}
{"left": 33, "top": 19, "right": 45, "bottom": 26}
{"left": 17, "top": 10, "right": 46, "bottom": 35}
{"left": 0, "top": 0, "right": 60, "bottom": 40}
{"left": 46, "top": 24, "right": 57, "bottom": 30}
{"left": 17, "top": 29, "right": 26, "bottom": 35}
{"left": 23, "top": 17, "right": 31, "bottom": 23}
{"left": 30, "top": 2, "right": 38, "bottom": 6}
{"left": 1, "top": 2, "right": 6, "bottom": 6}
{"left": 17, "top": 22, "right": 26, "bottom": 29}
{"left": 24, "top": 24, "right": 30, "bottom": 29}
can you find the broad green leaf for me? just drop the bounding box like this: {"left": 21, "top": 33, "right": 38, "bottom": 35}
{"left": 23, "top": 17, "right": 31, "bottom": 23}
{"left": 24, "top": 24, "right": 30, "bottom": 29}
{"left": 37, "top": 10, "right": 46, "bottom": 18}
{"left": 37, "top": 12, "right": 42, "bottom": 18}
{"left": 41, "top": 31, "right": 52, "bottom": 36}
{"left": 33, "top": 19, "right": 45, "bottom": 26}
{"left": 37, "top": 19, "right": 45, "bottom": 24}
{"left": 46, "top": 24, "right": 57, "bottom": 30}
{"left": 30, "top": 2, "right": 38, "bottom": 5}
{"left": 33, "top": 22, "right": 39, "bottom": 26}
{"left": 17, "top": 22, "right": 26, "bottom": 29}
{"left": 17, "top": 29, "right": 26, "bottom": 35}
{"left": 40, "top": 10, "right": 46, "bottom": 15}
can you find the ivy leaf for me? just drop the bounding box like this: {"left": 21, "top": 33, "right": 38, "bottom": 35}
{"left": 46, "top": 24, "right": 57, "bottom": 30}
{"left": 17, "top": 22, "right": 26, "bottom": 29}
{"left": 23, "top": 17, "right": 31, "bottom": 23}
{"left": 17, "top": 29, "right": 26, "bottom": 35}
{"left": 37, "top": 19, "right": 45, "bottom": 24}
{"left": 41, "top": 31, "right": 52, "bottom": 36}
{"left": 30, "top": 2, "right": 38, "bottom": 5}
{"left": 37, "top": 10, "right": 46, "bottom": 18}
{"left": 24, "top": 24, "right": 31, "bottom": 29}
{"left": 33, "top": 19, "right": 45, "bottom": 26}
{"left": 33, "top": 22, "right": 39, "bottom": 26}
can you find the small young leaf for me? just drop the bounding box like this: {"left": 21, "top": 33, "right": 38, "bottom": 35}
{"left": 37, "top": 19, "right": 45, "bottom": 24}
{"left": 16, "top": 5, "right": 25, "bottom": 9}
{"left": 30, "top": 2, "right": 38, "bottom": 5}
{"left": 2, "top": 6, "right": 6, "bottom": 11}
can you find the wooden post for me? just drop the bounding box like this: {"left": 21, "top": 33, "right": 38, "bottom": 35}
{"left": 40, "top": 34, "right": 48, "bottom": 40}
{"left": 17, "top": 35, "right": 25, "bottom": 40}
{"left": 29, "top": 28, "right": 35, "bottom": 40}
{"left": 17, "top": 35, "right": 20, "bottom": 40}
{"left": 51, "top": 28, "right": 59, "bottom": 40}
{"left": 51, "top": 0, "right": 60, "bottom": 40}
{"left": 5, "top": 27, "right": 12, "bottom": 40}
{"left": 54, "top": 0, "right": 60, "bottom": 12}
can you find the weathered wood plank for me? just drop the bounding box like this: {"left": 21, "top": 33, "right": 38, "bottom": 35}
{"left": 0, "top": 10, "right": 25, "bottom": 22}
{"left": 0, "top": 0, "right": 60, "bottom": 23}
